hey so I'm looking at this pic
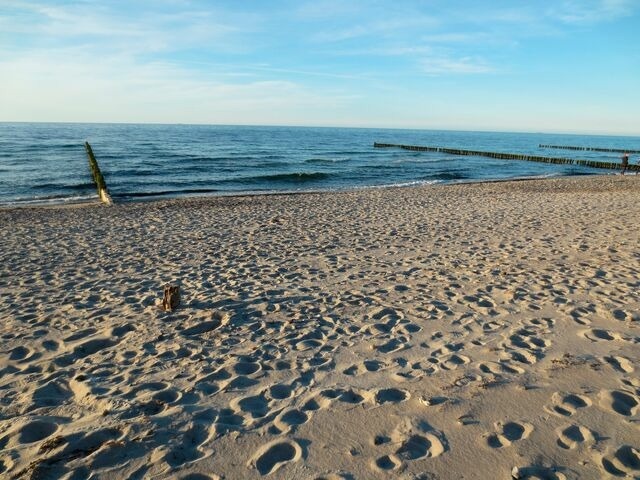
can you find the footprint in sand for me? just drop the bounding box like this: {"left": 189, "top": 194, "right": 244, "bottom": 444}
{"left": 482, "top": 320, "right": 506, "bottom": 332}
{"left": 195, "top": 367, "right": 232, "bottom": 395}
{"left": 371, "top": 419, "right": 446, "bottom": 472}
{"left": 295, "top": 338, "right": 325, "bottom": 351}
{"left": 267, "top": 383, "right": 294, "bottom": 401}
{"left": 580, "top": 328, "right": 624, "bottom": 342}
{"left": 373, "top": 454, "right": 401, "bottom": 472}
{"left": 250, "top": 439, "right": 302, "bottom": 476}
{"left": 337, "top": 389, "right": 366, "bottom": 405}
{"left": 555, "top": 424, "right": 595, "bottom": 450}
{"left": 343, "top": 359, "right": 389, "bottom": 376}
{"left": 599, "top": 390, "right": 639, "bottom": 417}
{"left": 74, "top": 337, "right": 118, "bottom": 358}
{"left": 179, "top": 475, "right": 221, "bottom": 480}
{"left": 59, "top": 427, "right": 124, "bottom": 463}
{"left": 374, "top": 388, "right": 410, "bottom": 405}
{"left": 431, "top": 342, "right": 465, "bottom": 357}
{"left": 18, "top": 419, "right": 59, "bottom": 444}
{"left": 610, "top": 308, "right": 638, "bottom": 322}
{"left": 0, "top": 456, "right": 14, "bottom": 475}
{"left": 524, "top": 317, "right": 556, "bottom": 331}
{"left": 600, "top": 445, "right": 640, "bottom": 478}
{"left": 411, "top": 360, "right": 439, "bottom": 376}
{"left": 211, "top": 409, "right": 246, "bottom": 437}
{"left": 419, "top": 395, "right": 450, "bottom": 407}
{"left": 508, "top": 330, "right": 551, "bottom": 350}
{"left": 231, "top": 392, "right": 271, "bottom": 419}
{"left": 300, "top": 390, "right": 337, "bottom": 412}
{"left": 179, "top": 311, "right": 229, "bottom": 337}
{"left": 440, "top": 354, "right": 471, "bottom": 370}
{"left": 8, "top": 345, "right": 37, "bottom": 362}
{"left": 373, "top": 337, "right": 407, "bottom": 354}
{"left": 229, "top": 360, "right": 262, "bottom": 376}
{"left": 479, "top": 361, "right": 525, "bottom": 375}
{"left": 368, "top": 306, "right": 404, "bottom": 323}
{"left": 395, "top": 322, "right": 422, "bottom": 335}
{"left": 30, "top": 379, "right": 72, "bottom": 409}
{"left": 224, "top": 375, "right": 260, "bottom": 391}
{"left": 55, "top": 336, "right": 120, "bottom": 366}
{"left": 110, "top": 322, "right": 137, "bottom": 338}
{"left": 485, "top": 421, "right": 533, "bottom": 448}
{"left": 544, "top": 392, "right": 592, "bottom": 417}
{"left": 604, "top": 356, "right": 635, "bottom": 374}
{"left": 395, "top": 433, "right": 445, "bottom": 460}
{"left": 164, "top": 422, "right": 215, "bottom": 467}
{"left": 151, "top": 387, "right": 182, "bottom": 405}
{"left": 569, "top": 306, "right": 594, "bottom": 325}
{"left": 505, "top": 349, "right": 540, "bottom": 365}
{"left": 313, "top": 472, "right": 354, "bottom": 480}
{"left": 63, "top": 327, "right": 97, "bottom": 343}
{"left": 273, "top": 409, "right": 309, "bottom": 434}
{"left": 511, "top": 465, "right": 567, "bottom": 479}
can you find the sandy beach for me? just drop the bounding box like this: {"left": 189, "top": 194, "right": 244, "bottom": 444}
{"left": 1, "top": 175, "right": 639, "bottom": 479}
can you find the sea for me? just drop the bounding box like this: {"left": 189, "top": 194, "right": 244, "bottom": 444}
{"left": 1, "top": 123, "right": 639, "bottom": 206}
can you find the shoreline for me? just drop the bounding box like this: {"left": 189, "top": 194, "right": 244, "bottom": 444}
{"left": 0, "top": 171, "right": 609, "bottom": 211}
{"left": 1, "top": 174, "right": 639, "bottom": 479}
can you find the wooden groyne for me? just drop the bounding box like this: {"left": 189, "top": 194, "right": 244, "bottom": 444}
{"left": 539, "top": 144, "right": 640, "bottom": 154}
{"left": 85, "top": 142, "right": 113, "bottom": 205}
{"left": 373, "top": 143, "right": 640, "bottom": 172}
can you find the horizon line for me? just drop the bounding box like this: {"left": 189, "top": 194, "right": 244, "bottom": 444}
{"left": 0, "top": 120, "right": 639, "bottom": 138}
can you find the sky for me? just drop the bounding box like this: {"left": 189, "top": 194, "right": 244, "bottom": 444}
{"left": 0, "top": 0, "right": 639, "bottom": 135}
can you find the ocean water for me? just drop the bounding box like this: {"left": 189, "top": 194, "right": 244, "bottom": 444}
{"left": 1, "top": 123, "right": 639, "bottom": 206}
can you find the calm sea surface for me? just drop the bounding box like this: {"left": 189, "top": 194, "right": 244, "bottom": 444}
{"left": 1, "top": 123, "right": 639, "bottom": 206}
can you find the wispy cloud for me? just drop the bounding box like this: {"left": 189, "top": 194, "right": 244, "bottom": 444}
{"left": 420, "top": 32, "right": 492, "bottom": 44}
{"left": 548, "top": 0, "right": 637, "bottom": 24}
{"left": 450, "top": 0, "right": 636, "bottom": 35}
{"left": 420, "top": 56, "right": 494, "bottom": 75}
{"left": 295, "top": 0, "right": 365, "bottom": 19}
{"left": 312, "top": 15, "right": 439, "bottom": 43}
{"left": 0, "top": 0, "right": 253, "bottom": 55}
{"left": 0, "top": 49, "right": 359, "bottom": 123}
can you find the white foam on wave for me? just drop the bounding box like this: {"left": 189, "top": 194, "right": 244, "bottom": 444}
{"left": 358, "top": 179, "right": 442, "bottom": 190}
{"left": 2, "top": 194, "right": 98, "bottom": 207}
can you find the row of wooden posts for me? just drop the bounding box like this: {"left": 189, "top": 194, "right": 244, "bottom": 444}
{"left": 539, "top": 144, "right": 640, "bottom": 154}
{"left": 84, "top": 141, "right": 113, "bottom": 205}
{"left": 373, "top": 143, "right": 640, "bottom": 172}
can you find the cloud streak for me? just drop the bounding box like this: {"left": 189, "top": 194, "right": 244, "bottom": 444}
{"left": 0, "top": 50, "right": 360, "bottom": 124}
{"left": 548, "top": 0, "right": 637, "bottom": 24}
{"left": 420, "top": 56, "right": 493, "bottom": 75}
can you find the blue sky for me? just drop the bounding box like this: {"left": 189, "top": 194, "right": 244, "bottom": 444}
{"left": 1, "top": 0, "right": 639, "bottom": 134}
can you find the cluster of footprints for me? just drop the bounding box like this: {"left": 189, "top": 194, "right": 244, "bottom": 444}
{"left": 542, "top": 390, "right": 640, "bottom": 478}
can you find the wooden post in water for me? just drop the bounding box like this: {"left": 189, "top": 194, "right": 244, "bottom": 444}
{"left": 85, "top": 141, "right": 113, "bottom": 205}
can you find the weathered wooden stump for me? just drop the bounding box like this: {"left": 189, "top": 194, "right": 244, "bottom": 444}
{"left": 85, "top": 141, "right": 113, "bottom": 206}
{"left": 162, "top": 284, "right": 180, "bottom": 311}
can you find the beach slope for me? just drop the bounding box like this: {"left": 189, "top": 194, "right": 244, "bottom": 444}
{"left": 0, "top": 176, "right": 638, "bottom": 479}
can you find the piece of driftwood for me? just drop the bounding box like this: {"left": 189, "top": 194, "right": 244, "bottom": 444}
{"left": 162, "top": 284, "right": 180, "bottom": 311}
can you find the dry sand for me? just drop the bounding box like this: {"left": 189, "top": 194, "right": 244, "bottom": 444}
{"left": 0, "top": 175, "right": 639, "bottom": 480}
